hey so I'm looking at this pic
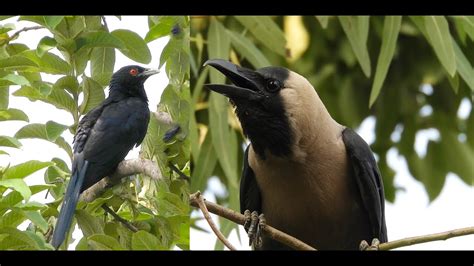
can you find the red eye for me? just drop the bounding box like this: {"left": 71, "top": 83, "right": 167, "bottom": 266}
{"left": 129, "top": 68, "right": 138, "bottom": 76}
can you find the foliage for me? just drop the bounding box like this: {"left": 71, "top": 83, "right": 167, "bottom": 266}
{"left": 0, "top": 16, "right": 190, "bottom": 250}
{"left": 190, "top": 16, "right": 473, "bottom": 249}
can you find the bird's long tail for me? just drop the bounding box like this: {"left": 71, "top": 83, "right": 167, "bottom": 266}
{"left": 51, "top": 160, "right": 89, "bottom": 250}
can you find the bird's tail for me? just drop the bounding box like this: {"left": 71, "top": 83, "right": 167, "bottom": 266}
{"left": 51, "top": 160, "right": 89, "bottom": 250}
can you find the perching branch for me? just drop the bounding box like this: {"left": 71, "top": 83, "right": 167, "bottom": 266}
{"left": 7, "top": 26, "right": 44, "bottom": 42}
{"left": 189, "top": 192, "right": 317, "bottom": 250}
{"left": 80, "top": 158, "right": 162, "bottom": 203}
{"left": 378, "top": 226, "right": 474, "bottom": 250}
{"left": 194, "top": 191, "right": 236, "bottom": 250}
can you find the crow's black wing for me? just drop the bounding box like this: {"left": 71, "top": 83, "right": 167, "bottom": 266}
{"left": 342, "top": 128, "right": 388, "bottom": 242}
{"left": 240, "top": 145, "right": 262, "bottom": 215}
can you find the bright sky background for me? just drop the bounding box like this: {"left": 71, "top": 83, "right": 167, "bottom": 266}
{"left": 0, "top": 16, "right": 473, "bottom": 251}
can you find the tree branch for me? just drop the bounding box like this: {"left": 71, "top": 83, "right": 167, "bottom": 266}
{"left": 189, "top": 192, "right": 317, "bottom": 250}
{"left": 80, "top": 158, "right": 163, "bottom": 203}
{"left": 101, "top": 204, "right": 138, "bottom": 233}
{"left": 7, "top": 26, "right": 44, "bottom": 42}
{"left": 379, "top": 226, "right": 474, "bottom": 250}
{"left": 194, "top": 191, "right": 236, "bottom": 250}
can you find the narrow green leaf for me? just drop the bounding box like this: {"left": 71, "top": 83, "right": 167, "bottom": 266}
{"left": 79, "top": 77, "right": 105, "bottom": 114}
{"left": 0, "top": 108, "right": 29, "bottom": 122}
{"left": 369, "top": 16, "right": 402, "bottom": 107}
{"left": 36, "top": 36, "right": 57, "bottom": 58}
{"left": 190, "top": 131, "right": 217, "bottom": 192}
{"left": 0, "top": 227, "right": 39, "bottom": 250}
{"left": 452, "top": 39, "right": 474, "bottom": 91}
{"left": 22, "top": 210, "right": 48, "bottom": 232}
{"left": 0, "top": 55, "right": 39, "bottom": 72}
{"left": 339, "top": 16, "right": 371, "bottom": 77}
{"left": 19, "top": 50, "right": 71, "bottom": 75}
{"left": 227, "top": 30, "right": 271, "bottom": 68}
{"left": 0, "top": 136, "right": 22, "bottom": 149}
{"left": 43, "top": 16, "right": 64, "bottom": 30}
{"left": 0, "top": 86, "right": 8, "bottom": 109}
{"left": 3, "top": 160, "right": 54, "bottom": 180}
{"left": 423, "top": 16, "right": 456, "bottom": 77}
{"left": 131, "top": 230, "right": 164, "bottom": 250}
{"left": 234, "top": 16, "right": 287, "bottom": 56}
{"left": 0, "top": 179, "right": 31, "bottom": 200}
{"left": 90, "top": 47, "right": 115, "bottom": 86}
{"left": 111, "top": 29, "right": 151, "bottom": 64}
{"left": 315, "top": 16, "right": 329, "bottom": 29}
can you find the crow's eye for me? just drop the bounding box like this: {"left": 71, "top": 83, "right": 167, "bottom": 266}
{"left": 129, "top": 68, "right": 138, "bottom": 76}
{"left": 266, "top": 79, "right": 281, "bottom": 93}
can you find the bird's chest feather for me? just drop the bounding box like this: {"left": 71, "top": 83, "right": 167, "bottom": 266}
{"left": 248, "top": 141, "right": 363, "bottom": 249}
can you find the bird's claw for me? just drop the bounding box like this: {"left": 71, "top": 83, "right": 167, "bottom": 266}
{"left": 359, "top": 238, "right": 380, "bottom": 251}
{"left": 243, "top": 210, "right": 266, "bottom": 248}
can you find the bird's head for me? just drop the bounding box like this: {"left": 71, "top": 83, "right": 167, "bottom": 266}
{"left": 109, "top": 65, "right": 159, "bottom": 100}
{"left": 204, "top": 59, "right": 322, "bottom": 160}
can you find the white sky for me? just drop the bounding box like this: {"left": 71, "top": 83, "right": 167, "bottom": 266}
{"left": 0, "top": 16, "right": 473, "bottom": 251}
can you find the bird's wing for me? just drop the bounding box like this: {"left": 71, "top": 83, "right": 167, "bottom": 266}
{"left": 240, "top": 145, "right": 262, "bottom": 215}
{"left": 342, "top": 127, "right": 388, "bottom": 242}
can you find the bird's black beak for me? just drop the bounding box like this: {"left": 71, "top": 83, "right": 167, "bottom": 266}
{"left": 139, "top": 68, "right": 160, "bottom": 78}
{"left": 204, "top": 59, "right": 263, "bottom": 101}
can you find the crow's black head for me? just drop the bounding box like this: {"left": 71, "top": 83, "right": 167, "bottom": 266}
{"left": 204, "top": 59, "right": 292, "bottom": 159}
{"left": 109, "top": 65, "right": 159, "bottom": 100}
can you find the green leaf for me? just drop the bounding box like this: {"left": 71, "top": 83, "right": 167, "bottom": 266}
{"left": 111, "top": 29, "right": 151, "bottom": 64}
{"left": 87, "top": 234, "right": 125, "bottom": 250}
{"left": 14, "top": 121, "right": 68, "bottom": 142}
{"left": 190, "top": 131, "right": 217, "bottom": 192}
{"left": 234, "top": 16, "right": 287, "bottom": 56}
{"left": 22, "top": 210, "right": 48, "bottom": 232}
{"left": 0, "top": 179, "right": 31, "bottom": 200}
{"left": 0, "top": 86, "right": 8, "bottom": 109}
{"left": 76, "top": 209, "right": 104, "bottom": 237}
{"left": 423, "top": 16, "right": 456, "bottom": 77}
{"left": 452, "top": 39, "right": 474, "bottom": 91}
{"left": 369, "top": 16, "right": 402, "bottom": 107}
{"left": 43, "top": 16, "right": 64, "bottom": 30}
{"left": 2, "top": 160, "right": 54, "bottom": 180}
{"left": 207, "top": 18, "right": 230, "bottom": 84}
{"left": 53, "top": 75, "right": 79, "bottom": 95}
{"left": 36, "top": 36, "right": 57, "bottom": 58}
{"left": 145, "top": 16, "right": 177, "bottom": 42}
{"left": 227, "top": 29, "right": 271, "bottom": 68}
{"left": 54, "top": 137, "right": 73, "bottom": 159}
{"left": 47, "top": 86, "right": 77, "bottom": 114}
{"left": 0, "top": 227, "right": 39, "bottom": 250}
{"left": 316, "top": 16, "right": 329, "bottom": 29}
{"left": 90, "top": 47, "right": 115, "bottom": 86}
{"left": 19, "top": 50, "right": 71, "bottom": 75}
{"left": 339, "top": 16, "right": 371, "bottom": 77}
{"left": 75, "top": 237, "right": 89, "bottom": 250}
{"left": 131, "top": 230, "right": 164, "bottom": 250}
{"left": 0, "top": 55, "right": 39, "bottom": 72}
{"left": 75, "top": 31, "right": 125, "bottom": 51}
{"left": 0, "top": 108, "right": 29, "bottom": 122}
{"left": 0, "top": 136, "right": 22, "bottom": 149}
{"left": 79, "top": 77, "right": 105, "bottom": 114}
{"left": 0, "top": 74, "right": 31, "bottom": 86}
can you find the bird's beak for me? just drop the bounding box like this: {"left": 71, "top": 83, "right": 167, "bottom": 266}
{"left": 139, "top": 68, "right": 160, "bottom": 77}
{"left": 203, "top": 59, "right": 263, "bottom": 101}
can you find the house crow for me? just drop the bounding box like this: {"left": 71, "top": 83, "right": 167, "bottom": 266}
{"left": 204, "top": 59, "right": 387, "bottom": 250}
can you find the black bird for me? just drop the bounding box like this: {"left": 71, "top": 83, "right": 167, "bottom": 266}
{"left": 51, "top": 65, "right": 158, "bottom": 249}
{"left": 204, "top": 59, "right": 387, "bottom": 250}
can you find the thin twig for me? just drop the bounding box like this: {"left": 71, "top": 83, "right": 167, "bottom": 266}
{"left": 189, "top": 192, "right": 316, "bottom": 250}
{"left": 379, "top": 226, "right": 474, "bottom": 250}
{"left": 7, "top": 26, "right": 44, "bottom": 42}
{"left": 168, "top": 162, "right": 190, "bottom": 182}
{"left": 194, "top": 191, "right": 236, "bottom": 250}
{"left": 101, "top": 204, "right": 138, "bottom": 233}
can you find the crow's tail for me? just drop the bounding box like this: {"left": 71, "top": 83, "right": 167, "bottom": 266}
{"left": 51, "top": 161, "right": 89, "bottom": 250}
